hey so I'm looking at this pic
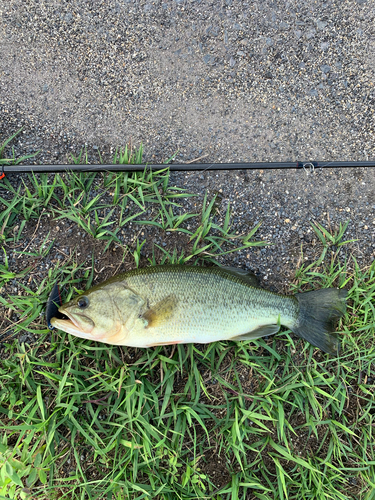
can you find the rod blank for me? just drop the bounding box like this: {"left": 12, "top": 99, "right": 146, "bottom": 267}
{"left": 2, "top": 160, "right": 375, "bottom": 174}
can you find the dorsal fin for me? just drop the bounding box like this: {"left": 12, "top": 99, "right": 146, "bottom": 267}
{"left": 219, "top": 266, "right": 260, "bottom": 287}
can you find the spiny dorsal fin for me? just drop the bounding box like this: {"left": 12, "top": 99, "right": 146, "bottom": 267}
{"left": 142, "top": 295, "right": 178, "bottom": 328}
{"left": 229, "top": 324, "right": 279, "bottom": 341}
{"left": 219, "top": 266, "right": 260, "bottom": 288}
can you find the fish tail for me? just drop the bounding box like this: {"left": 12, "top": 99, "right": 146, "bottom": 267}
{"left": 292, "top": 288, "right": 347, "bottom": 355}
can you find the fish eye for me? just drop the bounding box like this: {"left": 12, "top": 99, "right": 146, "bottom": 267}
{"left": 77, "top": 296, "right": 89, "bottom": 309}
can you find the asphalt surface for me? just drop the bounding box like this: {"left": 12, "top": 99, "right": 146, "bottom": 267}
{"left": 1, "top": 0, "right": 375, "bottom": 276}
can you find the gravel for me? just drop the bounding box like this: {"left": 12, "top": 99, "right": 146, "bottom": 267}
{"left": 171, "top": 166, "right": 375, "bottom": 291}
{"left": 0, "top": 0, "right": 374, "bottom": 286}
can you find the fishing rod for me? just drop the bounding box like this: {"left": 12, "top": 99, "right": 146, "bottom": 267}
{"left": 1, "top": 160, "right": 375, "bottom": 177}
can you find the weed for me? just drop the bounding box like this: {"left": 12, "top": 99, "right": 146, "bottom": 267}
{"left": 0, "top": 138, "right": 373, "bottom": 500}
{"left": 0, "top": 128, "right": 39, "bottom": 166}
{"left": 70, "top": 147, "right": 89, "bottom": 165}
{"left": 113, "top": 143, "right": 144, "bottom": 165}
{"left": 1, "top": 225, "right": 374, "bottom": 499}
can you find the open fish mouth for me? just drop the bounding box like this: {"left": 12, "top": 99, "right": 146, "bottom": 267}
{"left": 50, "top": 310, "right": 94, "bottom": 336}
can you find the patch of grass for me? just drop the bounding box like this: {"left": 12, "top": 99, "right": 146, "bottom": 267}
{"left": 0, "top": 138, "right": 374, "bottom": 500}
{"left": 1, "top": 225, "right": 375, "bottom": 500}
{"left": 113, "top": 143, "right": 144, "bottom": 165}
{"left": 0, "top": 143, "right": 184, "bottom": 253}
{"left": 138, "top": 190, "right": 266, "bottom": 265}
{"left": 0, "top": 188, "right": 25, "bottom": 243}
{"left": 70, "top": 147, "right": 90, "bottom": 165}
{"left": 49, "top": 166, "right": 192, "bottom": 254}
{"left": 0, "top": 128, "right": 39, "bottom": 166}
{"left": 1, "top": 246, "right": 375, "bottom": 500}
{"left": 0, "top": 249, "right": 86, "bottom": 342}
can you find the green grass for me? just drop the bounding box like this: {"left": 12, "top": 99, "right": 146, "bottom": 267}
{"left": 0, "top": 139, "right": 374, "bottom": 500}
{"left": 0, "top": 129, "right": 39, "bottom": 167}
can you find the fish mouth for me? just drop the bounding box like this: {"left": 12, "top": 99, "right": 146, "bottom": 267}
{"left": 50, "top": 309, "right": 94, "bottom": 336}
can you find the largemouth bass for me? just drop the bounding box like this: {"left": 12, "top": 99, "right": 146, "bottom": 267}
{"left": 50, "top": 265, "right": 347, "bottom": 354}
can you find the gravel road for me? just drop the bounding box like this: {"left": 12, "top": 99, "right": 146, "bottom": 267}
{"left": 1, "top": 0, "right": 374, "bottom": 273}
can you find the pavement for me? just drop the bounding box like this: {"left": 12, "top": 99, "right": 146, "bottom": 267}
{"left": 1, "top": 0, "right": 374, "bottom": 277}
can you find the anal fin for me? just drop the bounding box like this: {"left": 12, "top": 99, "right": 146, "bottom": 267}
{"left": 229, "top": 324, "right": 280, "bottom": 341}
{"left": 147, "top": 340, "right": 182, "bottom": 346}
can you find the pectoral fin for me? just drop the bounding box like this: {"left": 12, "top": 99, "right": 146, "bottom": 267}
{"left": 229, "top": 324, "right": 280, "bottom": 341}
{"left": 142, "top": 295, "right": 178, "bottom": 328}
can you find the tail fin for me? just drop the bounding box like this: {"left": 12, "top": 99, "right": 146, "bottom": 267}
{"left": 292, "top": 288, "right": 347, "bottom": 355}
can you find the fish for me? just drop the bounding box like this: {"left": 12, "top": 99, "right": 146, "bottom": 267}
{"left": 50, "top": 265, "right": 347, "bottom": 354}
